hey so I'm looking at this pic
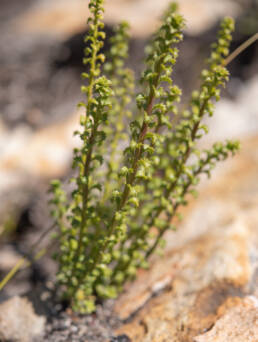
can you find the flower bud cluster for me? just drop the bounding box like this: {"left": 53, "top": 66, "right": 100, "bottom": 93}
{"left": 102, "top": 22, "right": 135, "bottom": 201}
{"left": 49, "top": 1, "right": 239, "bottom": 313}
{"left": 108, "top": 17, "right": 237, "bottom": 281}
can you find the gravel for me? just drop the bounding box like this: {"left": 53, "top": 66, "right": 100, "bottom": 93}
{"left": 41, "top": 300, "right": 123, "bottom": 342}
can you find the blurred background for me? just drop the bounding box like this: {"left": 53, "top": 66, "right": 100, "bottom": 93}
{"left": 0, "top": 0, "right": 257, "bottom": 299}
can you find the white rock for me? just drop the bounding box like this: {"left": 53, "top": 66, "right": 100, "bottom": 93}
{"left": 204, "top": 76, "right": 258, "bottom": 144}
{"left": 0, "top": 296, "right": 45, "bottom": 342}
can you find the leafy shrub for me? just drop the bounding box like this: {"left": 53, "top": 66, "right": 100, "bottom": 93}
{"left": 50, "top": 0, "right": 239, "bottom": 313}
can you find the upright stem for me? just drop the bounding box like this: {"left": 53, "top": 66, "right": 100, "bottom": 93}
{"left": 145, "top": 162, "right": 204, "bottom": 258}
{"left": 87, "top": 62, "right": 162, "bottom": 279}
{"left": 71, "top": 16, "right": 99, "bottom": 278}
{"left": 112, "top": 99, "right": 208, "bottom": 280}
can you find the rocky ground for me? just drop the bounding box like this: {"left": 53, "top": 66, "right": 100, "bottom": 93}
{"left": 0, "top": 0, "right": 257, "bottom": 341}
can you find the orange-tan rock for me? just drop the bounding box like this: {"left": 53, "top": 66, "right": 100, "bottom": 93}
{"left": 13, "top": 0, "right": 241, "bottom": 39}
{"left": 194, "top": 297, "right": 258, "bottom": 342}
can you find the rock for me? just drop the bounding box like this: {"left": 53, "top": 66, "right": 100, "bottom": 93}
{"left": 13, "top": 0, "right": 241, "bottom": 39}
{"left": 0, "top": 296, "right": 45, "bottom": 342}
{"left": 114, "top": 136, "right": 258, "bottom": 341}
{"left": 194, "top": 297, "right": 258, "bottom": 342}
{"left": 0, "top": 246, "right": 21, "bottom": 271}
{"left": 0, "top": 110, "right": 81, "bottom": 195}
{"left": 203, "top": 76, "right": 258, "bottom": 144}
{"left": 110, "top": 335, "right": 132, "bottom": 342}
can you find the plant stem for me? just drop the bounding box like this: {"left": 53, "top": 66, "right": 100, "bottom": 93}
{"left": 0, "top": 258, "right": 26, "bottom": 291}
{"left": 87, "top": 61, "right": 162, "bottom": 281}
{"left": 145, "top": 162, "right": 204, "bottom": 258}
{"left": 71, "top": 17, "right": 100, "bottom": 278}
{"left": 111, "top": 98, "right": 208, "bottom": 280}
{"left": 0, "top": 225, "right": 57, "bottom": 292}
{"left": 224, "top": 32, "right": 258, "bottom": 66}
{"left": 143, "top": 31, "right": 258, "bottom": 263}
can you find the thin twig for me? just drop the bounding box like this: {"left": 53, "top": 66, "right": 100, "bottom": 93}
{"left": 0, "top": 223, "right": 56, "bottom": 291}
{"left": 224, "top": 32, "right": 258, "bottom": 66}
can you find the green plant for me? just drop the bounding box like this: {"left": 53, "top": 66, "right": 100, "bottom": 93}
{"left": 50, "top": 0, "right": 239, "bottom": 313}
